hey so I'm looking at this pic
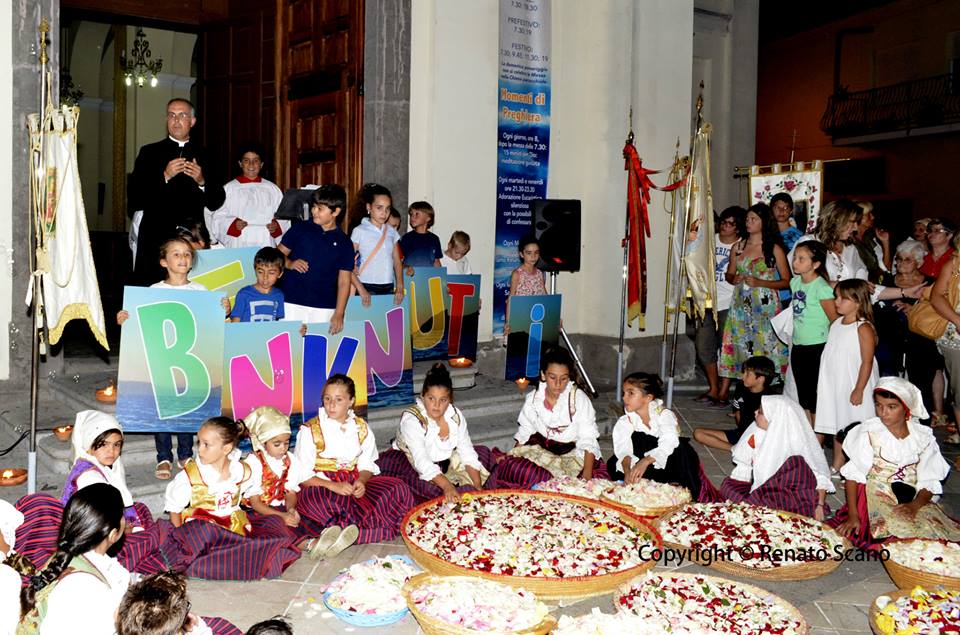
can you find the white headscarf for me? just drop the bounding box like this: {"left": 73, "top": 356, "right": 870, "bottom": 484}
{"left": 875, "top": 376, "right": 929, "bottom": 423}
{"left": 243, "top": 406, "right": 291, "bottom": 453}
{"left": 0, "top": 500, "right": 23, "bottom": 555}
{"left": 733, "top": 395, "right": 833, "bottom": 493}
{"left": 71, "top": 410, "right": 133, "bottom": 506}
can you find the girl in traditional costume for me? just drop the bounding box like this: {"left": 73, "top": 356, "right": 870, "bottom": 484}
{"left": 242, "top": 406, "right": 305, "bottom": 531}
{"left": 378, "top": 364, "right": 494, "bottom": 502}
{"left": 721, "top": 395, "right": 834, "bottom": 518}
{"left": 831, "top": 376, "right": 960, "bottom": 548}
{"left": 486, "top": 348, "right": 608, "bottom": 489}
{"left": 139, "top": 417, "right": 299, "bottom": 580}
{"left": 14, "top": 411, "right": 161, "bottom": 573}
{"left": 607, "top": 373, "right": 715, "bottom": 501}
{"left": 296, "top": 374, "right": 414, "bottom": 557}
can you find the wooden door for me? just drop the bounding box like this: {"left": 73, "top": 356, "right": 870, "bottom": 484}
{"left": 198, "top": 1, "right": 278, "bottom": 183}
{"left": 280, "top": 0, "right": 364, "bottom": 201}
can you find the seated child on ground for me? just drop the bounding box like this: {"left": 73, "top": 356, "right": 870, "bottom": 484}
{"left": 694, "top": 355, "right": 776, "bottom": 451}
{"left": 720, "top": 395, "right": 834, "bottom": 519}
{"left": 486, "top": 347, "right": 607, "bottom": 489}
{"left": 296, "top": 374, "right": 414, "bottom": 557}
{"left": 831, "top": 376, "right": 960, "bottom": 549}
{"left": 138, "top": 417, "right": 300, "bottom": 581}
{"left": 242, "top": 406, "right": 306, "bottom": 530}
{"left": 378, "top": 364, "right": 493, "bottom": 502}
{"left": 607, "top": 372, "right": 714, "bottom": 501}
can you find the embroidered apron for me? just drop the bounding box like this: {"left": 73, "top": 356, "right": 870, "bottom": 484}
{"left": 181, "top": 460, "right": 252, "bottom": 537}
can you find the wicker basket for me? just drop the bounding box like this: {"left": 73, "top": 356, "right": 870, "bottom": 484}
{"left": 401, "top": 489, "right": 661, "bottom": 600}
{"left": 656, "top": 505, "right": 852, "bottom": 581}
{"left": 402, "top": 573, "right": 557, "bottom": 635}
{"left": 599, "top": 488, "right": 690, "bottom": 519}
{"left": 881, "top": 539, "right": 960, "bottom": 590}
{"left": 615, "top": 571, "right": 809, "bottom": 634}
{"left": 867, "top": 588, "right": 954, "bottom": 635}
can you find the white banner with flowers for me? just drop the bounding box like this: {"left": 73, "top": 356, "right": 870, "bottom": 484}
{"left": 750, "top": 169, "right": 823, "bottom": 233}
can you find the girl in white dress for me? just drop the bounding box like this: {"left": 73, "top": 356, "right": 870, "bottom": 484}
{"left": 831, "top": 376, "right": 960, "bottom": 548}
{"left": 487, "top": 348, "right": 607, "bottom": 489}
{"left": 815, "top": 279, "right": 878, "bottom": 473}
{"left": 378, "top": 364, "right": 493, "bottom": 503}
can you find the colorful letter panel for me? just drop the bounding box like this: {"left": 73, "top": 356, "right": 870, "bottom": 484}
{"left": 406, "top": 267, "right": 449, "bottom": 361}
{"left": 117, "top": 286, "right": 225, "bottom": 432}
{"left": 191, "top": 247, "right": 259, "bottom": 309}
{"left": 446, "top": 274, "right": 481, "bottom": 360}
{"left": 505, "top": 294, "right": 561, "bottom": 380}
{"left": 345, "top": 295, "right": 414, "bottom": 408}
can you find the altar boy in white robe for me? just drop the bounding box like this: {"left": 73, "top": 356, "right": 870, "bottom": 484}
{"left": 207, "top": 143, "right": 287, "bottom": 248}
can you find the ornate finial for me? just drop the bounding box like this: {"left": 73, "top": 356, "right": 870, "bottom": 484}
{"left": 696, "top": 80, "right": 704, "bottom": 114}
{"left": 38, "top": 18, "right": 49, "bottom": 65}
{"left": 625, "top": 107, "right": 634, "bottom": 145}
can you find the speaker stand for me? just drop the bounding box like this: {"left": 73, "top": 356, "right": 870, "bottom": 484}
{"left": 548, "top": 272, "right": 598, "bottom": 398}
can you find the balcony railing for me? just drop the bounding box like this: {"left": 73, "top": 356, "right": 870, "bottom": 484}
{"left": 820, "top": 73, "right": 960, "bottom": 139}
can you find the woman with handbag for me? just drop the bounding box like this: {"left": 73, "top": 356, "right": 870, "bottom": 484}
{"left": 927, "top": 241, "right": 960, "bottom": 443}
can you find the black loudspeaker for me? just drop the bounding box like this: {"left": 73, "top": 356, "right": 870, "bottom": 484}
{"left": 533, "top": 199, "right": 581, "bottom": 273}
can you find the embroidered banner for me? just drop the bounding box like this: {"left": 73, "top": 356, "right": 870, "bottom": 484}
{"left": 750, "top": 168, "right": 823, "bottom": 234}
{"left": 493, "top": 0, "right": 551, "bottom": 335}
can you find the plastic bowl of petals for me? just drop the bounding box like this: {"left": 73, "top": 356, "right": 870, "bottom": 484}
{"left": 322, "top": 555, "right": 418, "bottom": 627}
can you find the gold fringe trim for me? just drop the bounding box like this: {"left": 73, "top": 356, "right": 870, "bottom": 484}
{"left": 47, "top": 303, "right": 109, "bottom": 351}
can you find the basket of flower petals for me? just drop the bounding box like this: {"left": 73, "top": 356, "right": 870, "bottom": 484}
{"left": 401, "top": 490, "right": 661, "bottom": 599}
{"left": 882, "top": 538, "right": 960, "bottom": 591}
{"left": 870, "top": 586, "right": 960, "bottom": 634}
{"left": 658, "top": 502, "right": 850, "bottom": 581}
{"left": 402, "top": 573, "right": 556, "bottom": 634}
{"left": 600, "top": 479, "right": 692, "bottom": 518}
{"left": 322, "top": 555, "right": 420, "bottom": 627}
{"left": 615, "top": 571, "right": 808, "bottom": 634}
{"left": 531, "top": 476, "right": 616, "bottom": 500}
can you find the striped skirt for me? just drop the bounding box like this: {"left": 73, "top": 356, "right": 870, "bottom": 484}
{"left": 297, "top": 473, "right": 414, "bottom": 543}
{"left": 485, "top": 453, "right": 610, "bottom": 490}
{"left": 377, "top": 446, "right": 495, "bottom": 503}
{"left": 14, "top": 494, "right": 161, "bottom": 572}
{"left": 138, "top": 513, "right": 300, "bottom": 580}
{"left": 720, "top": 456, "right": 820, "bottom": 517}
{"left": 202, "top": 617, "right": 243, "bottom": 635}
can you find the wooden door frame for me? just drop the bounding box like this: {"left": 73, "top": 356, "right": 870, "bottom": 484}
{"left": 275, "top": 0, "right": 364, "bottom": 204}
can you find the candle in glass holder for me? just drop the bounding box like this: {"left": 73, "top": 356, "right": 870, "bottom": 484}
{"left": 515, "top": 377, "right": 530, "bottom": 392}
{"left": 54, "top": 425, "right": 73, "bottom": 441}
{"left": 449, "top": 357, "right": 473, "bottom": 368}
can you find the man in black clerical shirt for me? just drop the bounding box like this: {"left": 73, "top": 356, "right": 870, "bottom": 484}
{"left": 128, "top": 98, "right": 225, "bottom": 285}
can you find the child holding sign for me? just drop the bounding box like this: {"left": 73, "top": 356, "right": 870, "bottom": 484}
{"left": 296, "top": 375, "right": 414, "bottom": 558}
{"left": 117, "top": 236, "right": 230, "bottom": 480}
{"left": 350, "top": 184, "right": 404, "bottom": 305}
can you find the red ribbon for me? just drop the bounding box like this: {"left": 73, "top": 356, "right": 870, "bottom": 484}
{"left": 623, "top": 142, "right": 687, "bottom": 327}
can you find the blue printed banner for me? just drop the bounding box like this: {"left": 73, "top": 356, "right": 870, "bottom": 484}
{"left": 493, "top": 0, "right": 551, "bottom": 335}
{"left": 446, "top": 274, "right": 481, "bottom": 360}
{"left": 505, "top": 294, "right": 561, "bottom": 380}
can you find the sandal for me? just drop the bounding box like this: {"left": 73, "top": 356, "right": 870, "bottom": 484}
{"left": 694, "top": 393, "right": 716, "bottom": 403}
{"left": 155, "top": 461, "right": 173, "bottom": 480}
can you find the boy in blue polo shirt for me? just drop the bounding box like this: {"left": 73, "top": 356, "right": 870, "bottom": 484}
{"left": 398, "top": 200, "right": 443, "bottom": 269}
{"left": 231, "top": 247, "right": 286, "bottom": 322}
{"left": 277, "top": 184, "right": 355, "bottom": 333}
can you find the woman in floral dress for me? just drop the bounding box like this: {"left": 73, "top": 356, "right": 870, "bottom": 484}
{"left": 719, "top": 203, "right": 791, "bottom": 379}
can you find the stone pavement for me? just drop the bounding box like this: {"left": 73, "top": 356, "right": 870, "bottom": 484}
{"left": 1, "top": 374, "right": 958, "bottom": 633}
